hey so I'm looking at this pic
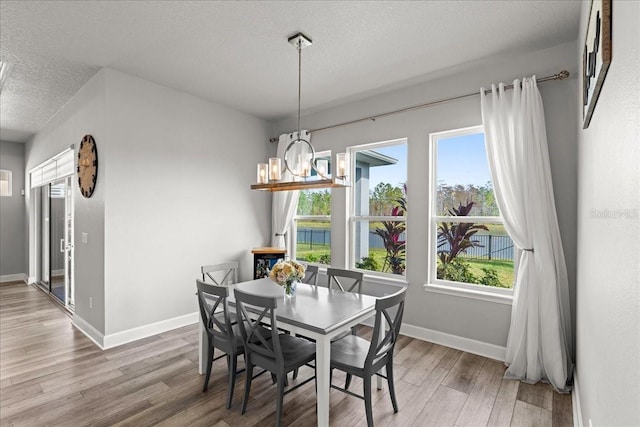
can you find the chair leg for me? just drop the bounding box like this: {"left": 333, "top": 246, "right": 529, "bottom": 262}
{"left": 275, "top": 374, "right": 286, "bottom": 427}
{"left": 345, "top": 373, "right": 353, "bottom": 390}
{"left": 226, "top": 354, "right": 238, "bottom": 409}
{"left": 271, "top": 369, "right": 288, "bottom": 387}
{"left": 203, "top": 342, "right": 214, "bottom": 392}
{"left": 241, "top": 361, "right": 253, "bottom": 415}
{"left": 272, "top": 372, "right": 289, "bottom": 386}
{"left": 293, "top": 368, "right": 299, "bottom": 379}
{"left": 386, "top": 360, "right": 398, "bottom": 413}
{"left": 363, "top": 376, "right": 374, "bottom": 427}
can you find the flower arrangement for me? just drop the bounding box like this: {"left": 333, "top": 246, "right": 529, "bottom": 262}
{"left": 269, "top": 260, "right": 306, "bottom": 296}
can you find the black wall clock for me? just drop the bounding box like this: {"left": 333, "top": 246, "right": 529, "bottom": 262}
{"left": 77, "top": 135, "right": 98, "bottom": 198}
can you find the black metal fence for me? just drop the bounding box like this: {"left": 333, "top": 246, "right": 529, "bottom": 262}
{"left": 297, "top": 228, "right": 331, "bottom": 249}
{"left": 440, "top": 234, "right": 514, "bottom": 261}
{"left": 298, "top": 228, "right": 514, "bottom": 261}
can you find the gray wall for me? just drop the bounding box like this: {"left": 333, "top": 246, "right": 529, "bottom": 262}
{"left": 27, "top": 69, "right": 107, "bottom": 331}
{"left": 276, "top": 41, "right": 579, "bottom": 349}
{"left": 575, "top": 1, "right": 640, "bottom": 426}
{"left": 0, "top": 140, "right": 26, "bottom": 279}
{"left": 26, "top": 68, "right": 274, "bottom": 340}
{"left": 102, "top": 68, "right": 273, "bottom": 335}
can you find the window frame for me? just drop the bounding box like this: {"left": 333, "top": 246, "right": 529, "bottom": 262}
{"left": 290, "top": 150, "right": 332, "bottom": 266}
{"left": 426, "top": 125, "right": 514, "bottom": 304}
{"left": 347, "top": 138, "right": 408, "bottom": 278}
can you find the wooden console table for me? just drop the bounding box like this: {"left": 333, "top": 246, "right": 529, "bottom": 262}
{"left": 251, "top": 247, "right": 286, "bottom": 279}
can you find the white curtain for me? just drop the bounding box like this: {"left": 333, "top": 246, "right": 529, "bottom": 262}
{"left": 271, "top": 131, "right": 309, "bottom": 249}
{"left": 481, "top": 77, "right": 573, "bottom": 392}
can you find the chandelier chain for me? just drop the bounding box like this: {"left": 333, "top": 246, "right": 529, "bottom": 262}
{"left": 297, "top": 41, "right": 302, "bottom": 139}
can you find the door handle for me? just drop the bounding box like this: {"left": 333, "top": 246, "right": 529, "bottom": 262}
{"left": 60, "top": 239, "right": 65, "bottom": 253}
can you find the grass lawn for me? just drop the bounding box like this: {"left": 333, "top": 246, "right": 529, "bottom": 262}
{"left": 464, "top": 257, "right": 514, "bottom": 288}
{"left": 297, "top": 245, "right": 514, "bottom": 288}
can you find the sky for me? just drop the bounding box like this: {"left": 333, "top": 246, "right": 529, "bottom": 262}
{"left": 436, "top": 132, "right": 492, "bottom": 187}
{"left": 367, "top": 144, "right": 408, "bottom": 188}
{"left": 367, "top": 132, "right": 491, "bottom": 189}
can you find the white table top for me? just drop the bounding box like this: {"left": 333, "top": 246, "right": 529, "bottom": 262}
{"left": 227, "top": 277, "right": 378, "bottom": 336}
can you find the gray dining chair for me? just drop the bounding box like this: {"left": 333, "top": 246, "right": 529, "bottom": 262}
{"left": 201, "top": 262, "right": 239, "bottom": 324}
{"left": 234, "top": 289, "right": 316, "bottom": 426}
{"left": 196, "top": 279, "right": 243, "bottom": 408}
{"left": 201, "top": 261, "right": 238, "bottom": 286}
{"left": 327, "top": 267, "right": 363, "bottom": 294}
{"left": 197, "top": 279, "right": 275, "bottom": 408}
{"left": 329, "top": 287, "right": 407, "bottom": 427}
{"left": 303, "top": 264, "right": 319, "bottom": 286}
{"left": 327, "top": 267, "right": 365, "bottom": 344}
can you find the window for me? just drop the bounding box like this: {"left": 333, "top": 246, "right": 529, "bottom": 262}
{"left": 0, "top": 170, "right": 12, "bottom": 197}
{"left": 349, "top": 139, "right": 407, "bottom": 276}
{"left": 430, "top": 126, "right": 514, "bottom": 293}
{"left": 292, "top": 152, "right": 332, "bottom": 265}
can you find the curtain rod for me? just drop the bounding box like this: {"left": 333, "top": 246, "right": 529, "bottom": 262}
{"left": 308, "top": 70, "right": 570, "bottom": 134}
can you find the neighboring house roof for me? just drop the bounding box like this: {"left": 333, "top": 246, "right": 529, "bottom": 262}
{"left": 355, "top": 150, "right": 397, "bottom": 167}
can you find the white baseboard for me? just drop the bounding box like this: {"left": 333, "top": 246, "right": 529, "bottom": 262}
{"left": 72, "top": 314, "right": 105, "bottom": 349}
{"left": 102, "top": 312, "right": 199, "bottom": 349}
{"left": 573, "top": 370, "right": 583, "bottom": 427}
{"left": 398, "top": 322, "right": 506, "bottom": 361}
{"left": 28, "top": 276, "right": 37, "bottom": 284}
{"left": 0, "top": 273, "right": 28, "bottom": 283}
{"left": 73, "top": 311, "right": 200, "bottom": 350}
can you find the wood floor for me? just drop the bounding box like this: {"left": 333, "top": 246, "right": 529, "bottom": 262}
{"left": 0, "top": 282, "right": 572, "bottom": 426}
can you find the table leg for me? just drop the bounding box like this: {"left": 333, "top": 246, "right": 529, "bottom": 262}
{"left": 316, "top": 336, "right": 331, "bottom": 427}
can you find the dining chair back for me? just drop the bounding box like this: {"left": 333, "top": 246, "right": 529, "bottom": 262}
{"left": 327, "top": 268, "right": 363, "bottom": 294}
{"left": 329, "top": 287, "right": 407, "bottom": 427}
{"left": 367, "top": 288, "right": 406, "bottom": 369}
{"left": 196, "top": 279, "right": 243, "bottom": 408}
{"left": 303, "top": 264, "right": 319, "bottom": 286}
{"left": 201, "top": 261, "right": 238, "bottom": 286}
{"left": 234, "top": 289, "right": 316, "bottom": 426}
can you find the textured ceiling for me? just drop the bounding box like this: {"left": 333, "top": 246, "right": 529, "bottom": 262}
{"left": 0, "top": 0, "right": 581, "bottom": 143}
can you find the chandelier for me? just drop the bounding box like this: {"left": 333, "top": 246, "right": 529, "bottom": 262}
{"left": 251, "top": 33, "right": 349, "bottom": 192}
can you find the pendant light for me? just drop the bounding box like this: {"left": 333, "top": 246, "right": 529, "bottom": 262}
{"left": 251, "top": 33, "right": 349, "bottom": 192}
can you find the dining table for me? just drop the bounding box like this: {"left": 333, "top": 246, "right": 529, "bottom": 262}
{"left": 198, "top": 277, "right": 379, "bottom": 427}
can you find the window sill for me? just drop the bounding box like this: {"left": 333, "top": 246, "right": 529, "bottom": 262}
{"left": 423, "top": 282, "right": 513, "bottom": 305}
{"left": 362, "top": 273, "right": 408, "bottom": 289}
{"left": 311, "top": 266, "right": 408, "bottom": 289}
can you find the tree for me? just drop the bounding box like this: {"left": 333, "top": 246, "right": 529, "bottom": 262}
{"left": 436, "top": 181, "right": 498, "bottom": 216}
{"left": 370, "top": 183, "right": 404, "bottom": 216}
{"left": 310, "top": 190, "right": 331, "bottom": 215}
{"left": 297, "top": 189, "right": 331, "bottom": 215}
{"left": 476, "top": 181, "right": 499, "bottom": 216}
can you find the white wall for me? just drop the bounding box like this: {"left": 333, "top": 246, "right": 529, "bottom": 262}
{"left": 26, "top": 70, "right": 107, "bottom": 332}
{"left": 276, "top": 41, "right": 579, "bottom": 349}
{"left": 26, "top": 68, "right": 274, "bottom": 341}
{"left": 575, "top": 1, "right": 640, "bottom": 426}
{"left": 0, "top": 140, "right": 26, "bottom": 280}
{"left": 102, "top": 69, "right": 272, "bottom": 335}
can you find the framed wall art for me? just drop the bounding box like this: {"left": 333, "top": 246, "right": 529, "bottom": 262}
{"left": 582, "top": 0, "right": 612, "bottom": 129}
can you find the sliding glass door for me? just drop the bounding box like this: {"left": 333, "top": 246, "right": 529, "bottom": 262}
{"left": 38, "top": 184, "right": 50, "bottom": 291}
{"left": 36, "top": 177, "right": 74, "bottom": 310}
